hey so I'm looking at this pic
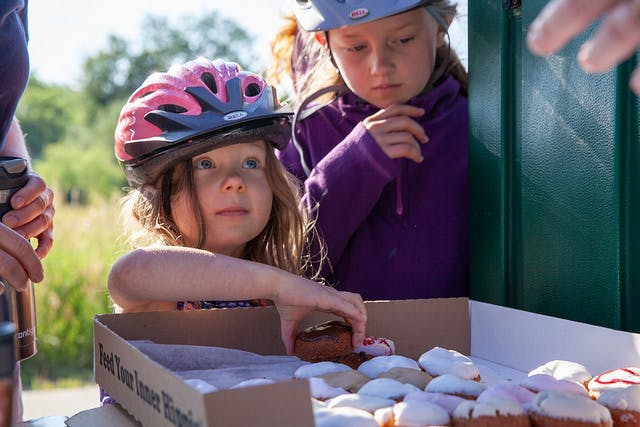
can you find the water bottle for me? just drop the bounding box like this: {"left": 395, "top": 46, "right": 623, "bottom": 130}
{"left": 0, "top": 322, "right": 15, "bottom": 427}
{"left": 0, "top": 157, "right": 37, "bottom": 361}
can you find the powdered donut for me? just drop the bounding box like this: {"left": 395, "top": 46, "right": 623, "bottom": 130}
{"left": 453, "top": 398, "right": 530, "bottom": 427}
{"left": 294, "top": 321, "right": 353, "bottom": 363}
{"left": 588, "top": 368, "right": 640, "bottom": 399}
{"left": 374, "top": 400, "right": 450, "bottom": 427}
{"left": 377, "top": 366, "right": 433, "bottom": 390}
{"left": 358, "top": 355, "right": 420, "bottom": 379}
{"left": 418, "top": 346, "right": 481, "bottom": 381}
{"left": 528, "top": 391, "right": 613, "bottom": 427}
{"left": 597, "top": 384, "right": 640, "bottom": 427}
{"left": 529, "top": 360, "right": 592, "bottom": 388}
{"left": 424, "top": 373, "right": 487, "bottom": 400}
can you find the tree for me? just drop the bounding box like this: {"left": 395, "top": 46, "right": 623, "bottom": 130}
{"left": 81, "top": 11, "right": 258, "bottom": 110}
{"left": 16, "top": 75, "right": 84, "bottom": 159}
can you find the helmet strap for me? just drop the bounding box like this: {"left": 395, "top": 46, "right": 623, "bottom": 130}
{"left": 161, "top": 168, "right": 174, "bottom": 223}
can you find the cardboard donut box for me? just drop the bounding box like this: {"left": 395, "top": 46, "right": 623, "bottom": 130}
{"left": 85, "top": 298, "right": 640, "bottom": 426}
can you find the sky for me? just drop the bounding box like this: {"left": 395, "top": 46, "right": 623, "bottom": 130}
{"left": 27, "top": 0, "right": 468, "bottom": 88}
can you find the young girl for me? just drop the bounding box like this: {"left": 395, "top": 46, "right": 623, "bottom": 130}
{"left": 278, "top": 1, "right": 469, "bottom": 300}
{"left": 110, "top": 57, "right": 366, "bottom": 354}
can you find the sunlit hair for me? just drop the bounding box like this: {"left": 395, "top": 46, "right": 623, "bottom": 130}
{"left": 118, "top": 140, "right": 322, "bottom": 278}
{"left": 267, "top": 12, "right": 321, "bottom": 101}
{"left": 297, "top": 1, "right": 468, "bottom": 103}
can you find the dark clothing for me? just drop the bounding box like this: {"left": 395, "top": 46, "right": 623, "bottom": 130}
{"left": 279, "top": 76, "right": 469, "bottom": 300}
{"left": 0, "top": 0, "right": 29, "bottom": 148}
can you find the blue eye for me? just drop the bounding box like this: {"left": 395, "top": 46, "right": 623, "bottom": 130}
{"left": 196, "top": 159, "right": 213, "bottom": 169}
{"left": 243, "top": 159, "right": 258, "bottom": 169}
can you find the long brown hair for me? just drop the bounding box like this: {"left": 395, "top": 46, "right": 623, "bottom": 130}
{"left": 118, "top": 140, "right": 321, "bottom": 278}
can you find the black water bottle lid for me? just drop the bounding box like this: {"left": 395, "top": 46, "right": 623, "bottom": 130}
{"left": 0, "top": 322, "right": 16, "bottom": 378}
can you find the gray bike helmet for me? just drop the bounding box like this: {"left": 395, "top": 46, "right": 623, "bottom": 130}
{"left": 294, "top": 0, "right": 434, "bottom": 32}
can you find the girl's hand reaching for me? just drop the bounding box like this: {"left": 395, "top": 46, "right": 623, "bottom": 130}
{"left": 363, "top": 104, "right": 429, "bottom": 164}
{"left": 272, "top": 276, "right": 367, "bottom": 355}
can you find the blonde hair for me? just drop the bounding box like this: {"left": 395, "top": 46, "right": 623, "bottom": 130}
{"left": 118, "top": 141, "right": 322, "bottom": 278}
{"left": 297, "top": 1, "right": 468, "bottom": 103}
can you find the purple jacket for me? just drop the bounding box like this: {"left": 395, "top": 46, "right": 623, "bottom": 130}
{"left": 0, "top": 0, "right": 29, "bottom": 148}
{"left": 279, "top": 76, "right": 468, "bottom": 300}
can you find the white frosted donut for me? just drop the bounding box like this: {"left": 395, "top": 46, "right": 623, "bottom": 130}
{"left": 418, "top": 346, "right": 480, "bottom": 380}
{"left": 374, "top": 400, "right": 450, "bottom": 427}
{"left": 229, "top": 378, "right": 274, "bottom": 389}
{"left": 184, "top": 378, "right": 218, "bottom": 393}
{"left": 477, "top": 382, "right": 536, "bottom": 405}
{"left": 294, "top": 361, "right": 352, "bottom": 379}
{"left": 521, "top": 373, "right": 589, "bottom": 396}
{"left": 357, "top": 355, "right": 420, "bottom": 379}
{"left": 358, "top": 378, "right": 421, "bottom": 401}
{"left": 588, "top": 367, "right": 640, "bottom": 397}
{"left": 529, "top": 391, "right": 612, "bottom": 423}
{"left": 453, "top": 398, "right": 526, "bottom": 417}
{"left": 327, "top": 393, "right": 395, "bottom": 413}
{"left": 308, "top": 377, "right": 349, "bottom": 400}
{"left": 403, "top": 390, "right": 466, "bottom": 415}
{"left": 355, "top": 336, "right": 396, "bottom": 357}
{"left": 597, "top": 384, "right": 640, "bottom": 411}
{"left": 313, "top": 407, "right": 379, "bottom": 427}
{"left": 529, "top": 360, "right": 592, "bottom": 385}
{"left": 424, "top": 373, "right": 487, "bottom": 399}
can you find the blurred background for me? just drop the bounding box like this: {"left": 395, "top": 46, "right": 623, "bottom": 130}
{"left": 20, "top": 0, "right": 467, "bottom": 398}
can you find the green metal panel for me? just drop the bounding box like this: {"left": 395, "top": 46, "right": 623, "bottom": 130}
{"left": 468, "top": 0, "right": 640, "bottom": 331}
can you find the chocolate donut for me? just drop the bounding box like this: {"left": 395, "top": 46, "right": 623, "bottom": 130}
{"left": 294, "top": 320, "right": 354, "bottom": 363}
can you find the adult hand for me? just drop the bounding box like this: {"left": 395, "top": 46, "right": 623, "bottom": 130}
{"left": 363, "top": 104, "right": 429, "bottom": 164}
{"left": 0, "top": 223, "right": 43, "bottom": 292}
{"left": 527, "top": 0, "right": 640, "bottom": 94}
{"left": 2, "top": 172, "right": 55, "bottom": 259}
{"left": 274, "top": 278, "right": 367, "bottom": 355}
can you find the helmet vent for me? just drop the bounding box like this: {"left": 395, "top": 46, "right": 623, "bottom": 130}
{"left": 158, "top": 104, "right": 187, "bottom": 114}
{"left": 245, "top": 83, "right": 261, "bottom": 97}
{"left": 201, "top": 72, "right": 218, "bottom": 94}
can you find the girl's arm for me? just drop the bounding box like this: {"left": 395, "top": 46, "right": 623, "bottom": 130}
{"left": 108, "top": 246, "right": 367, "bottom": 353}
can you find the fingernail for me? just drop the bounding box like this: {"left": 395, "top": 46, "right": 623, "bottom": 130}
{"left": 13, "top": 196, "right": 24, "bottom": 209}
{"left": 578, "top": 43, "right": 597, "bottom": 73}
{"left": 3, "top": 215, "right": 17, "bottom": 227}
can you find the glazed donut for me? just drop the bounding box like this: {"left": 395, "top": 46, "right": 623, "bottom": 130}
{"left": 294, "top": 321, "right": 354, "bottom": 363}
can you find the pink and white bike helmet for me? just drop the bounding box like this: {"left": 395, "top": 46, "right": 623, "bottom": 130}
{"left": 115, "top": 57, "right": 292, "bottom": 187}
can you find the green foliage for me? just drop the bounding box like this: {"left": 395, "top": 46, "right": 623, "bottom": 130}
{"left": 81, "top": 11, "right": 258, "bottom": 111}
{"left": 16, "top": 76, "right": 84, "bottom": 159}
{"left": 33, "top": 100, "right": 127, "bottom": 203}
{"left": 20, "top": 200, "right": 128, "bottom": 387}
